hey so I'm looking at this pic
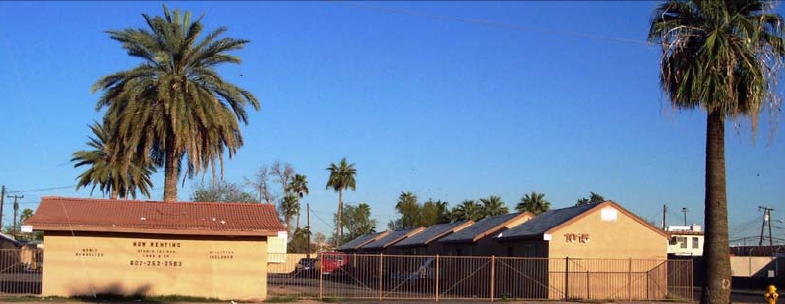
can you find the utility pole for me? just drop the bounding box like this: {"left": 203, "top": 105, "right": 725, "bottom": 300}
{"left": 306, "top": 202, "right": 311, "bottom": 259}
{"left": 758, "top": 206, "right": 774, "bottom": 246}
{"left": 662, "top": 204, "right": 667, "bottom": 230}
{"left": 7, "top": 194, "right": 23, "bottom": 233}
{"left": 681, "top": 207, "right": 688, "bottom": 226}
{"left": 0, "top": 186, "right": 5, "bottom": 230}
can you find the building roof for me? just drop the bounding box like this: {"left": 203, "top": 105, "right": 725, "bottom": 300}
{"left": 392, "top": 221, "right": 474, "bottom": 248}
{"left": 0, "top": 232, "right": 21, "bottom": 246}
{"left": 496, "top": 201, "right": 669, "bottom": 240}
{"left": 440, "top": 212, "right": 532, "bottom": 244}
{"left": 496, "top": 204, "right": 596, "bottom": 240}
{"left": 336, "top": 231, "right": 390, "bottom": 251}
{"left": 23, "top": 196, "right": 285, "bottom": 236}
{"left": 361, "top": 227, "right": 425, "bottom": 250}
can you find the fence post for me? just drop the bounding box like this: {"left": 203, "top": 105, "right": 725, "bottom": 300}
{"left": 435, "top": 255, "right": 440, "bottom": 302}
{"left": 586, "top": 270, "right": 590, "bottom": 300}
{"left": 565, "top": 257, "right": 569, "bottom": 300}
{"left": 319, "top": 252, "right": 323, "bottom": 299}
{"left": 628, "top": 258, "right": 632, "bottom": 301}
{"left": 490, "top": 255, "right": 495, "bottom": 302}
{"left": 379, "top": 253, "right": 384, "bottom": 301}
{"left": 316, "top": 252, "right": 324, "bottom": 299}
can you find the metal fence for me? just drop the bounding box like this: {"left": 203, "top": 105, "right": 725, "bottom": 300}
{"left": 268, "top": 253, "right": 693, "bottom": 301}
{"left": 0, "top": 248, "right": 42, "bottom": 295}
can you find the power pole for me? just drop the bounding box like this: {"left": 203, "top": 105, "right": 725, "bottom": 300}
{"left": 662, "top": 204, "right": 667, "bottom": 230}
{"left": 7, "top": 194, "right": 23, "bottom": 233}
{"left": 758, "top": 206, "right": 774, "bottom": 246}
{"left": 0, "top": 186, "right": 5, "bottom": 230}
{"left": 306, "top": 202, "right": 311, "bottom": 259}
{"left": 681, "top": 207, "right": 688, "bottom": 226}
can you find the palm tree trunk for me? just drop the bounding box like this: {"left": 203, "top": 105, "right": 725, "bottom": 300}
{"left": 111, "top": 189, "right": 118, "bottom": 200}
{"left": 337, "top": 189, "right": 343, "bottom": 247}
{"left": 700, "top": 111, "right": 731, "bottom": 304}
{"left": 296, "top": 198, "right": 301, "bottom": 229}
{"left": 163, "top": 147, "right": 179, "bottom": 202}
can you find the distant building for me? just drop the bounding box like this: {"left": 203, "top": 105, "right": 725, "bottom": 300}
{"left": 439, "top": 212, "right": 534, "bottom": 256}
{"left": 666, "top": 225, "right": 703, "bottom": 256}
{"left": 359, "top": 227, "right": 425, "bottom": 254}
{"left": 24, "top": 196, "right": 285, "bottom": 300}
{"left": 391, "top": 220, "right": 474, "bottom": 255}
{"left": 495, "top": 201, "right": 670, "bottom": 299}
{"left": 335, "top": 231, "right": 390, "bottom": 254}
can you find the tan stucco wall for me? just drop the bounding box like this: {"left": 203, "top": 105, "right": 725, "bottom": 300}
{"left": 730, "top": 256, "right": 778, "bottom": 277}
{"left": 41, "top": 232, "right": 268, "bottom": 300}
{"left": 548, "top": 206, "right": 667, "bottom": 260}
{"left": 546, "top": 206, "right": 668, "bottom": 300}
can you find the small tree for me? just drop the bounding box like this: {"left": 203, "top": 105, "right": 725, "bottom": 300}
{"left": 191, "top": 180, "right": 257, "bottom": 203}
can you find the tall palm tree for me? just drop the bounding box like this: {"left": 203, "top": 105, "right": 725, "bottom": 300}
{"left": 480, "top": 195, "right": 509, "bottom": 218}
{"left": 72, "top": 120, "right": 154, "bottom": 199}
{"left": 395, "top": 191, "right": 420, "bottom": 229}
{"left": 287, "top": 174, "right": 309, "bottom": 229}
{"left": 279, "top": 194, "right": 299, "bottom": 236}
{"left": 92, "top": 5, "right": 260, "bottom": 202}
{"left": 649, "top": 2, "right": 784, "bottom": 303}
{"left": 516, "top": 191, "right": 551, "bottom": 215}
{"left": 326, "top": 157, "right": 356, "bottom": 246}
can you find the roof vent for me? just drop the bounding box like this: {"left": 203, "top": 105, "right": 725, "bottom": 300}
{"left": 220, "top": 220, "right": 226, "bottom": 225}
{"left": 141, "top": 217, "right": 146, "bottom": 221}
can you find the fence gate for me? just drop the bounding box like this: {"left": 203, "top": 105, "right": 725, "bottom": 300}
{"left": 0, "top": 248, "right": 42, "bottom": 295}
{"left": 267, "top": 253, "right": 692, "bottom": 301}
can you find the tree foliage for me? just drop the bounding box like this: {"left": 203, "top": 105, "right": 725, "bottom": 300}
{"left": 72, "top": 120, "right": 154, "bottom": 199}
{"left": 334, "top": 203, "right": 376, "bottom": 244}
{"left": 93, "top": 5, "right": 260, "bottom": 202}
{"left": 516, "top": 191, "right": 551, "bottom": 215}
{"left": 480, "top": 195, "right": 509, "bottom": 217}
{"left": 575, "top": 191, "right": 605, "bottom": 206}
{"left": 449, "top": 200, "right": 483, "bottom": 222}
{"left": 190, "top": 180, "right": 256, "bottom": 203}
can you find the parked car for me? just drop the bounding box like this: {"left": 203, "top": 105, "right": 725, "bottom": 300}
{"left": 295, "top": 257, "right": 318, "bottom": 272}
{"left": 392, "top": 257, "right": 435, "bottom": 281}
{"left": 321, "top": 252, "right": 348, "bottom": 275}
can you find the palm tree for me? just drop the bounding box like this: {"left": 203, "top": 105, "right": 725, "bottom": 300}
{"left": 649, "top": 2, "right": 784, "bottom": 303}
{"left": 395, "top": 191, "right": 421, "bottom": 229}
{"left": 575, "top": 191, "right": 606, "bottom": 206}
{"left": 92, "top": 5, "right": 260, "bottom": 202}
{"left": 516, "top": 191, "right": 551, "bottom": 215}
{"left": 326, "top": 157, "right": 356, "bottom": 246}
{"left": 451, "top": 200, "right": 483, "bottom": 222}
{"left": 287, "top": 174, "right": 309, "bottom": 229}
{"left": 480, "top": 195, "right": 509, "bottom": 218}
{"left": 279, "top": 194, "right": 299, "bottom": 236}
{"left": 19, "top": 209, "right": 34, "bottom": 224}
{"left": 72, "top": 120, "right": 154, "bottom": 199}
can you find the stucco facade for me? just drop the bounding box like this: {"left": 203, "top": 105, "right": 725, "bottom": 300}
{"left": 42, "top": 231, "right": 268, "bottom": 299}
{"left": 24, "top": 197, "right": 285, "bottom": 301}
{"left": 496, "top": 202, "right": 669, "bottom": 300}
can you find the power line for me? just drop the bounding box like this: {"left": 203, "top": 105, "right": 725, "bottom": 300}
{"left": 329, "top": 1, "right": 654, "bottom": 47}
{"left": 7, "top": 185, "right": 77, "bottom": 193}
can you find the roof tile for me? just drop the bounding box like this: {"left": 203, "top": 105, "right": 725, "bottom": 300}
{"left": 23, "top": 196, "right": 285, "bottom": 236}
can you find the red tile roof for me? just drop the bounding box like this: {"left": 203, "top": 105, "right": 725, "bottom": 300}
{"left": 23, "top": 196, "right": 285, "bottom": 236}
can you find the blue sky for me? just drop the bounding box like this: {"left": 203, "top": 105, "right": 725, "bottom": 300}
{"left": 1, "top": 1, "right": 783, "bottom": 242}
